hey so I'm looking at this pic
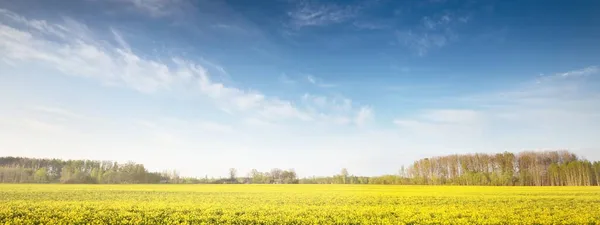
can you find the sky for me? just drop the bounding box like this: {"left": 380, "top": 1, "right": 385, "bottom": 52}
{"left": 1, "top": 0, "right": 600, "bottom": 178}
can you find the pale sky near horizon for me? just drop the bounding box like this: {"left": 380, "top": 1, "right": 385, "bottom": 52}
{"left": 1, "top": 0, "right": 600, "bottom": 177}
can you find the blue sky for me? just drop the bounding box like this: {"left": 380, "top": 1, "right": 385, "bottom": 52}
{"left": 1, "top": 0, "right": 600, "bottom": 177}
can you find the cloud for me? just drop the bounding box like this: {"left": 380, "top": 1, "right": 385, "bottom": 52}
{"left": 557, "top": 66, "right": 598, "bottom": 77}
{"left": 355, "top": 107, "right": 373, "bottom": 126}
{"left": 1, "top": 9, "right": 373, "bottom": 125}
{"left": 288, "top": 1, "right": 357, "bottom": 28}
{"left": 30, "top": 106, "right": 89, "bottom": 120}
{"left": 1, "top": 10, "right": 384, "bottom": 176}
{"left": 302, "top": 93, "right": 352, "bottom": 111}
{"left": 199, "top": 58, "right": 228, "bottom": 76}
{"left": 137, "top": 117, "right": 234, "bottom": 134}
{"left": 0, "top": 9, "right": 69, "bottom": 38}
{"left": 396, "top": 30, "right": 448, "bottom": 56}
{"left": 131, "top": 119, "right": 186, "bottom": 145}
{"left": 307, "top": 75, "right": 316, "bottom": 84}
{"left": 302, "top": 93, "right": 370, "bottom": 126}
{"left": 21, "top": 118, "right": 66, "bottom": 133}
{"left": 422, "top": 15, "right": 452, "bottom": 30}
{"left": 536, "top": 66, "right": 598, "bottom": 84}
{"left": 393, "top": 109, "right": 485, "bottom": 152}
{"left": 134, "top": 119, "right": 158, "bottom": 129}
{"left": 128, "top": 117, "right": 239, "bottom": 148}
{"left": 279, "top": 73, "right": 296, "bottom": 84}
{"left": 9, "top": 6, "right": 599, "bottom": 177}
{"left": 305, "top": 75, "right": 337, "bottom": 88}
{"left": 257, "top": 99, "right": 313, "bottom": 121}
{"left": 352, "top": 21, "right": 389, "bottom": 30}
{"left": 396, "top": 13, "right": 465, "bottom": 56}
{"left": 394, "top": 109, "right": 483, "bottom": 134}
{"left": 393, "top": 66, "right": 600, "bottom": 153}
{"left": 243, "top": 117, "right": 276, "bottom": 127}
{"left": 111, "top": 28, "right": 132, "bottom": 51}
{"left": 112, "top": 0, "right": 184, "bottom": 17}
{"left": 0, "top": 13, "right": 172, "bottom": 92}
{"left": 421, "top": 109, "right": 483, "bottom": 125}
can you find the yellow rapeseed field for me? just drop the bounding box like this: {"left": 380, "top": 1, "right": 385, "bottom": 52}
{"left": 1, "top": 184, "right": 599, "bottom": 224}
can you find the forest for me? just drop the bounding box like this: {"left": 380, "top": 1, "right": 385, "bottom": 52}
{"left": 1, "top": 150, "right": 599, "bottom": 186}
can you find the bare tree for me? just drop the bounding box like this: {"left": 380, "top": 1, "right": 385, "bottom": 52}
{"left": 229, "top": 168, "right": 237, "bottom": 183}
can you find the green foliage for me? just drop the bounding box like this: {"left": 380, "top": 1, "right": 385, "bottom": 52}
{"left": 405, "top": 151, "right": 600, "bottom": 186}
{"left": 0, "top": 157, "right": 165, "bottom": 184}
{"left": 33, "top": 168, "right": 48, "bottom": 183}
{"left": 1, "top": 150, "right": 599, "bottom": 186}
{"left": 248, "top": 168, "right": 298, "bottom": 184}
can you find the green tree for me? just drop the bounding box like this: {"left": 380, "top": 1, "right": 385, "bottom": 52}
{"left": 34, "top": 168, "right": 48, "bottom": 183}
{"left": 340, "top": 168, "right": 349, "bottom": 184}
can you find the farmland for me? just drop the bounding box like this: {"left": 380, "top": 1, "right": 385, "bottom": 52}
{"left": 1, "top": 184, "right": 599, "bottom": 224}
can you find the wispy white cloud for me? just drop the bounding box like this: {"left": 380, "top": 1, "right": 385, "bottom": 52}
{"left": 0, "top": 13, "right": 173, "bottom": 92}
{"left": 0, "top": 8, "right": 370, "bottom": 126}
{"left": 0, "top": 9, "right": 70, "bottom": 38}
{"left": 21, "top": 118, "right": 66, "bottom": 133}
{"left": 302, "top": 93, "right": 352, "bottom": 111}
{"left": 396, "top": 30, "right": 448, "bottom": 56}
{"left": 243, "top": 117, "right": 276, "bottom": 128}
{"left": 355, "top": 106, "right": 373, "bottom": 126}
{"left": 301, "top": 93, "right": 370, "bottom": 126}
{"left": 134, "top": 119, "right": 159, "bottom": 129}
{"left": 210, "top": 24, "right": 251, "bottom": 35}
{"left": 352, "top": 21, "right": 389, "bottom": 30}
{"left": 558, "top": 66, "right": 598, "bottom": 77}
{"left": 29, "top": 106, "right": 89, "bottom": 120}
{"left": 536, "top": 66, "right": 598, "bottom": 84}
{"left": 257, "top": 99, "right": 313, "bottom": 121}
{"left": 393, "top": 66, "right": 600, "bottom": 153}
{"left": 112, "top": 0, "right": 184, "bottom": 17}
{"left": 288, "top": 1, "right": 357, "bottom": 28}
{"left": 1, "top": 9, "right": 385, "bottom": 176}
{"left": 305, "top": 75, "right": 337, "bottom": 88}
{"left": 136, "top": 117, "right": 234, "bottom": 134}
{"left": 421, "top": 109, "right": 483, "bottom": 125}
{"left": 394, "top": 109, "right": 484, "bottom": 133}
{"left": 198, "top": 57, "right": 228, "bottom": 78}
{"left": 458, "top": 16, "right": 470, "bottom": 23}
{"left": 396, "top": 13, "right": 465, "bottom": 56}
{"left": 211, "top": 24, "right": 236, "bottom": 30}
{"left": 422, "top": 15, "right": 452, "bottom": 30}
{"left": 279, "top": 73, "right": 296, "bottom": 84}
{"left": 286, "top": 0, "right": 386, "bottom": 29}
{"left": 110, "top": 28, "right": 132, "bottom": 51}
{"left": 307, "top": 75, "right": 316, "bottom": 84}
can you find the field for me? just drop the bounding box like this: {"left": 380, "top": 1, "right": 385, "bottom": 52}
{"left": 1, "top": 185, "right": 599, "bottom": 224}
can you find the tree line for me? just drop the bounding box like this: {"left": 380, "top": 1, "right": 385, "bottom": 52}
{"left": 302, "top": 151, "right": 600, "bottom": 186}
{"left": 1, "top": 150, "right": 599, "bottom": 186}
{"left": 402, "top": 150, "right": 600, "bottom": 186}
{"left": 0, "top": 157, "right": 299, "bottom": 184}
{"left": 0, "top": 157, "right": 162, "bottom": 184}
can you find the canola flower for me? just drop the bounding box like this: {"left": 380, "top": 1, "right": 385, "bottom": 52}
{"left": 1, "top": 184, "right": 599, "bottom": 224}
